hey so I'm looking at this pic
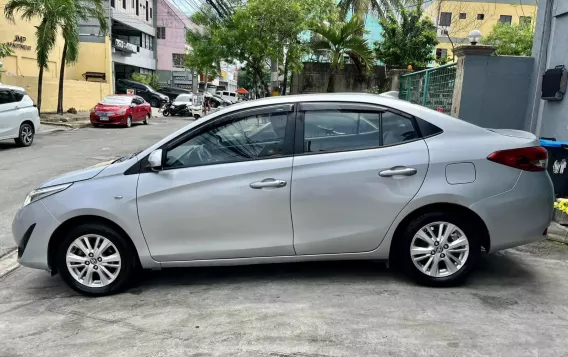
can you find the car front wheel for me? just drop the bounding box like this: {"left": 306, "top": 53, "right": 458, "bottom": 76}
{"left": 396, "top": 211, "right": 480, "bottom": 287}
{"left": 55, "top": 223, "right": 137, "bottom": 296}
{"left": 143, "top": 113, "right": 150, "bottom": 125}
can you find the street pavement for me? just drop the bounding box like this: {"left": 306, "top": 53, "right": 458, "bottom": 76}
{"left": 0, "top": 115, "right": 189, "bottom": 258}
{"left": 1, "top": 114, "right": 568, "bottom": 356}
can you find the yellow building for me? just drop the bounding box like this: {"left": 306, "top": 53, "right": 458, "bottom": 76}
{"left": 0, "top": 0, "right": 113, "bottom": 112}
{"left": 424, "top": 0, "right": 538, "bottom": 61}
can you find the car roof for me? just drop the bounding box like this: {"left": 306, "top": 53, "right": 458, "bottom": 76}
{"left": 208, "top": 93, "right": 488, "bottom": 135}
{"left": 0, "top": 84, "right": 26, "bottom": 92}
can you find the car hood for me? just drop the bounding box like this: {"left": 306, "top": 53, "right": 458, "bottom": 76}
{"left": 38, "top": 160, "right": 114, "bottom": 188}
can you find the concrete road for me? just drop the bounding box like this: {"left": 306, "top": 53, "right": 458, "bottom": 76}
{"left": 0, "top": 116, "right": 189, "bottom": 257}
{"left": 0, "top": 241, "right": 568, "bottom": 356}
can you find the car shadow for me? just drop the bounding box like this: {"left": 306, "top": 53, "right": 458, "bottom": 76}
{"left": 0, "top": 141, "right": 23, "bottom": 151}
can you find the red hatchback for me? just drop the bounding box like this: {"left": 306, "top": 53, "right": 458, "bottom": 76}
{"left": 90, "top": 95, "right": 152, "bottom": 128}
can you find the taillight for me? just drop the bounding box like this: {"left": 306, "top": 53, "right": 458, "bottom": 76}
{"left": 487, "top": 146, "right": 548, "bottom": 172}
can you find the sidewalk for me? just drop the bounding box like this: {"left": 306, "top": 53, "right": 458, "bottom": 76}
{"left": 40, "top": 112, "right": 91, "bottom": 129}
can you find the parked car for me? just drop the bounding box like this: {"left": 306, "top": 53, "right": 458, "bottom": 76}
{"left": 158, "top": 86, "right": 192, "bottom": 102}
{"left": 115, "top": 79, "right": 168, "bottom": 108}
{"left": 171, "top": 93, "right": 202, "bottom": 118}
{"left": 0, "top": 84, "right": 39, "bottom": 147}
{"left": 215, "top": 90, "right": 239, "bottom": 103}
{"left": 13, "top": 93, "right": 554, "bottom": 296}
{"left": 90, "top": 95, "right": 151, "bottom": 128}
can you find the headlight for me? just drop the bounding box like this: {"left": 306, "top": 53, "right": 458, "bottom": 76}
{"left": 23, "top": 183, "right": 73, "bottom": 207}
{"left": 116, "top": 109, "right": 127, "bottom": 115}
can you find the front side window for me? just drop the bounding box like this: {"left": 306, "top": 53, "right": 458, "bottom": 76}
{"left": 12, "top": 91, "right": 24, "bottom": 101}
{"left": 165, "top": 111, "right": 288, "bottom": 168}
{"left": 0, "top": 90, "right": 14, "bottom": 105}
{"left": 303, "top": 110, "right": 417, "bottom": 154}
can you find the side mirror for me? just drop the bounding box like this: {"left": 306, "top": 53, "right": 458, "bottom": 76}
{"left": 148, "top": 149, "right": 163, "bottom": 171}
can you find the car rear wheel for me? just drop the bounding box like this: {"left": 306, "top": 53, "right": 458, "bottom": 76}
{"left": 396, "top": 211, "right": 480, "bottom": 287}
{"left": 143, "top": 113, "right": 150, "bottom": 125}
{"left": 14, "top": 123, "right": 34, "bottom": 147}
{"left": 55, "top": 223, "right": 137, "bottom": 296}
{"left": 125, "top": 116, "right": 132, "bottom": 128}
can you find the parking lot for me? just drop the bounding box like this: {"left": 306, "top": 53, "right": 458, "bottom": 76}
{"left": 1, "top": 120, "right": 568, "bottom": 356}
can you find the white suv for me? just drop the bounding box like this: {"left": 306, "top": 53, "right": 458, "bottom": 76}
{"left": 0, "top": 84, "right": 40, "bottom": 147}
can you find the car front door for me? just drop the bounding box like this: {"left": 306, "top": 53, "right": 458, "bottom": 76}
{"left": 133, "top": 97, "right": 144, "bottom": 120}
{"left": 0, "top": 89, "right": 19, "bottom": 140}
{"left": 291, "top": 102, "right": 429, "bottom": 255}
{"left": 136, "top": 104, "right": 296, "bottom": 261}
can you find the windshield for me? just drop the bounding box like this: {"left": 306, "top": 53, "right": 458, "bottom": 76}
{"left": 174, "top": 94, "right": 193, "bottom": 103}
{"left": 100, "top": 96, "right": 131, "bottom": 105}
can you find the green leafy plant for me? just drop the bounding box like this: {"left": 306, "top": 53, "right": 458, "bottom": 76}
{"left": 130, "top": 73, "right": 161, "bottom": 90}
{"left": 374, "top": 7, "right": 438, "bottom": 68}
{"left": 554, "top": 200, "right": 568, "bottom": 215}
{"left": 480, "top": 22, "right": 534, "bottom": 56}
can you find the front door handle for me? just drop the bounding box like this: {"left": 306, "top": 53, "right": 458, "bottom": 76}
{"left": 379, "top": 167, "right": 417, "bottom": 177}
{"left": 250, "top": 179, "right": 287, "bottom": 189}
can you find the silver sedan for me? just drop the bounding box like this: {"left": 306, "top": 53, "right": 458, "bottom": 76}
{"left": 13, "top": 93, "right": 554, "bottom": 296}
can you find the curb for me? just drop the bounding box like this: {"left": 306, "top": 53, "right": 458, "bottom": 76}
{"left": 40, "top": 121, "right": 92, "bottom": 129}
{"left": 547, "top": 222, "right": 568, "bottom": 244}
{"left": 0, "top": 250, "right": 20, "bottom": 279}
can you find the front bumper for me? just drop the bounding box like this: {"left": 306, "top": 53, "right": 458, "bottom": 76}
{"left": 12, "top": 201, "right": 60, "bottom": 270}
{"left": 90, "top": 113, "right": 127, "bottom": 125}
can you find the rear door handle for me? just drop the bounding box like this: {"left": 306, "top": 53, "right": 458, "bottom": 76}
{"left": 379, "top": 167, "right": 417, "bottom": 177}
{"left": 250, "top": 179, "right": 287, "bottom": 189}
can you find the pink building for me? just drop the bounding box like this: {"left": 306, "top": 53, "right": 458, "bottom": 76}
{"left": 156, "top": 0, "right": 197, "bottom": 88}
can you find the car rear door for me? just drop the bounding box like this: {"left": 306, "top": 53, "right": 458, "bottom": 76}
{"left": 136, "top": 104, "right": 296, "bottom": 261}
{"left": 291, "top": 102, "right": 429, "bottom": 255}
{"left": 0, "top": 89, "right": 19, "bottom": 140}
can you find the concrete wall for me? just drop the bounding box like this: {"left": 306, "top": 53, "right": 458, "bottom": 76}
{"left": 453, "top": 55, "right": 534, "bottom": 129}
{"left": 291, "top": 63, "right": 390, "bottom": 94}
{"left": 2, "top": 76, "right": 111, "bottom": 113}
{"left": 156, "top": 0, "right": 195, "bottom": 71}
{"left": 526, "top": 0, "right": 568, "bottom": 140}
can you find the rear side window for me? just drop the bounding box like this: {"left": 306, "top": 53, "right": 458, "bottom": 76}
{"left": 0, "top": 90, "right": 14, "bottom": 104}
{"left": 303, "top": 110, "right": 418, "bottom": 154}
{"left": 416, "top": 117, "right": 443, "bottom": 137}
{"left": 12, "top": 91, "right": 25, "bottom": 101}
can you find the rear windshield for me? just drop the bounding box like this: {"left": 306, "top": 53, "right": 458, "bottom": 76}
{"left": 101, "top": 96, "right": 132, "bottom": 105}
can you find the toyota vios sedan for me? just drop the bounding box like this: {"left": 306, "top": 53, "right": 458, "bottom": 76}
{"left": 13, "top": 94, "right": 554, "bottom": 296}
{"left": 90, "top": 95, "right": 151, "bottom": 128}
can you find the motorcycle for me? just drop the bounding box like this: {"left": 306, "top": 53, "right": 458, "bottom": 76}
{"left": 159, "top": 101, "right": 190, "bottom": 117}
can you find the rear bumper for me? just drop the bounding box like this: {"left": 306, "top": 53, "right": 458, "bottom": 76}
{"left": 470, "top": 171, "right": 554, "bottom": 253}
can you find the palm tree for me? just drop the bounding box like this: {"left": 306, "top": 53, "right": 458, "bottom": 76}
{"left": 57, "top": 0, "right": 108, "bottom": 114}
{"left": 4, "top": 0, "right": 76, "bottom": 113}
{"left": 311, "top": 17, "right": 375, "bottom": 93}
{"left": 338, "top": 0, "right": 407, "bottom": 22}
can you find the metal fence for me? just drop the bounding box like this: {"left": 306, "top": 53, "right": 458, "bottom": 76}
{"left": 398, "top": 63, "right": 457, "bottom": 114}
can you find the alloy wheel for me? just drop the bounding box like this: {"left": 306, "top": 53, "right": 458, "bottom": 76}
{"left": 21, "top": 125, "right": 33, "bottom": 145}
{"left": 66, "top": 234, "right": 122, "bottom": 288}
{"left": 126, "top": 116, "right": 132, "bottom": 127}
{"left": 410, "top": 221, "right": 470, "bottom": 278}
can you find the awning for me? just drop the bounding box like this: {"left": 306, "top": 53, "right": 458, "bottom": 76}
{"left": 236, "top": 87, "right": 249, "bottom": 94}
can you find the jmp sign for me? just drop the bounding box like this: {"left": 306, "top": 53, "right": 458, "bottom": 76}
{"left": 3, "top": 34, "right": 32, "bottom": 51}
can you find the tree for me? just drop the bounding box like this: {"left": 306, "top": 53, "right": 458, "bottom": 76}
{"left": 311, "top": 17, "right": 375, "bottom": 92}
{"left": 338, "top": 0, "right": 406, "bottom": 21}
{"left": 481, "top": 22, "right": 534, "bottom": 56}
{"left": 185, "top": 6, "right": 224, "bottom": 82}
{"left": 0, "top": 44, "right": 14, "bottom": 81}
{"left": 374, "top": 8, "right": 438, "bottom": 67}
{"left": 57, "top": 0, "right": 108, "bottom": 114}
{"left": 5, "top": 0, "right": 77, "bottom": 113}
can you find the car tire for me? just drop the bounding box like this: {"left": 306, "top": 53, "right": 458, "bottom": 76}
{"left": 143, "top": 113, "right": 150, "bottom": 125}
{"left": 193, "top": 114, "right": 200, "bottom": 119}
{"left": 125, "top": 116, "right": 132, "bottom": 128}
{"left": 395, "top": 211, "right": 480, "bottom": 287}
{"left": 55, "top": 223, "right": 138, "bottom": 296}
{"left": 151, "top": 98, "right": 159, "bottom": 108}
{"left": 92, "top": 123, "right": 100, "bottom": 128}
{"left": 14, "top": 123, "right": 34, "bottom": 147}
{"left": 162, "top": 109, "right": 170, "bottom": 117}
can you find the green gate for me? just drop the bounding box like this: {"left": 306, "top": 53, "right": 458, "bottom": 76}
{"left": 398, "top": 63, "right": 457, "bottom": 114}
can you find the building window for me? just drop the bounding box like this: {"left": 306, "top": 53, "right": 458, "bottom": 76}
{"left": 111, "top": 0, "right": 115, "bottom": 8}
{"left": 146, "top": 1, "right": 149, "bottom": 21}
{"left": 150, "top": 7, "right": 153, "bottom": 19}
{"left": 520, "top": 16, "right": 532, "bottom": 26}
{"left": 435, "top": 48, "right": 448, "bottom": 60}
{"left": 157, "top": 27, "right": 166, "bottom": 39}
{"left": 459, "top": 13, "right": 466, "bottom": 20}
{"left": 441, "top": 29, "right": 449, "bottom": 35}
{"left": 499, "top": 15, "right": 512, "bottom": 24}
{"left": 132, "top": 0, "right": 134, "bottom": 8}
{"left": 122, "top": 0, "right": 126, "bottom": 9}
{"left": 173, "top": 54, "right": 185, "bottom": 67}
{"left": 136, "top": 0, "right": 139, "bottom": 15}
{"left": 477, "top": 13, "right": 484, "bottom": 20}
{"left": 439, "top": 12, "right": 452, "bottom": 26}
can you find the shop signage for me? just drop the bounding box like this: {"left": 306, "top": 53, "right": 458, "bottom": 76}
{"left": 126, "top": 89, "right": 135, "bottom": 95}
{"left": 113, "top": 38, "right": 137, "bottom": 53}
{"left": 4, "top": 35, "right": 32, "bottom": 51}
